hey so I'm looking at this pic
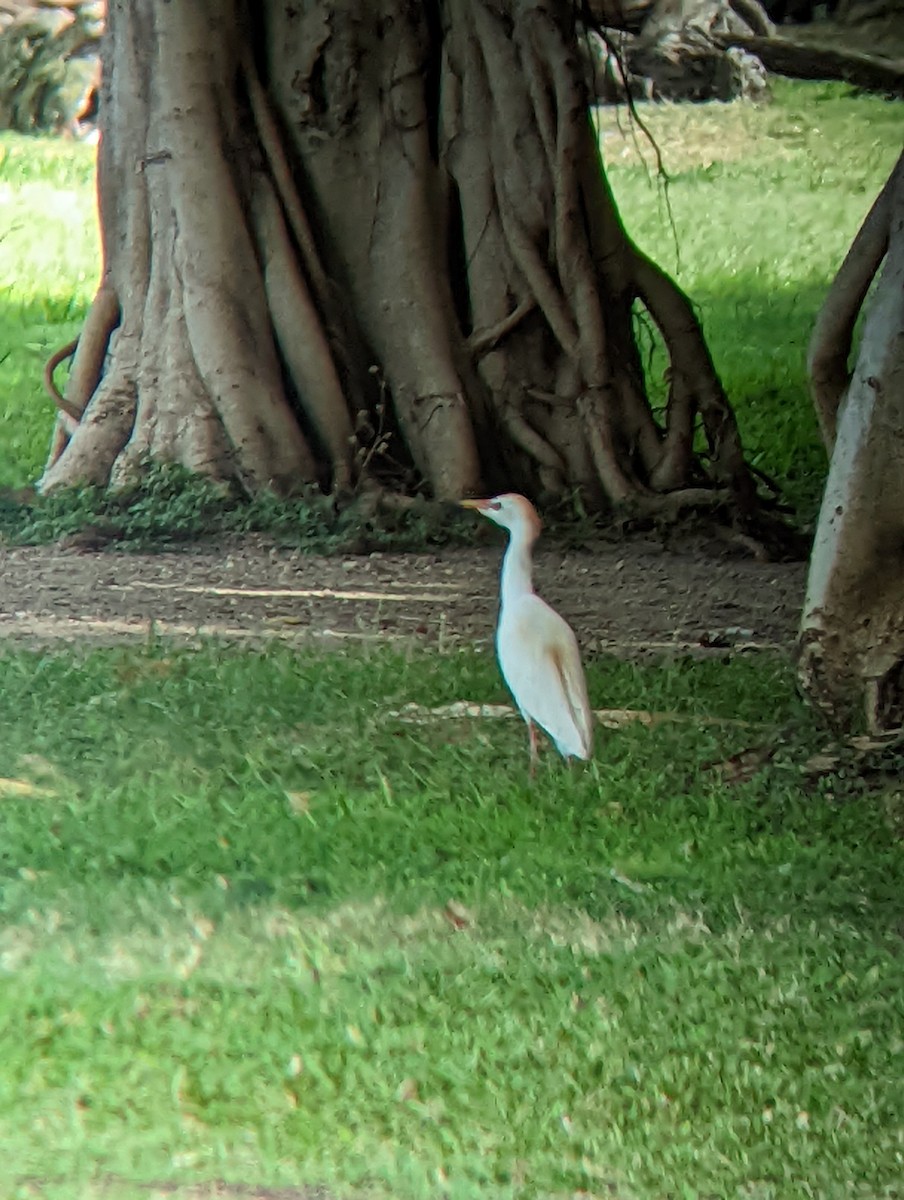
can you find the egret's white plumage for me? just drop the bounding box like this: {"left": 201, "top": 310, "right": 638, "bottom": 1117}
{"left": 462, "top": 493, "right": 593, "bottom": 769}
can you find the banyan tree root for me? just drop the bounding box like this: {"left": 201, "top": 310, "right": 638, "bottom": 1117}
{"left": 807, "top": 163, "right": 895, "bottom": 449}
{"left": 43, "top": 0, "right": 760, "bottom": 528}
{"left": 433, "top": 0, "right": 757, "bottom": 514}
{"left": 800, "top": 151, "right": 904, "bottom": 732}
{"left": 42, "top": 1, "right": 337, "bottom": 493}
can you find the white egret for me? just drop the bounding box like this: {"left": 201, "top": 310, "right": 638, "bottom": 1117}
{"left": 461, "top": 493, "right": 593, "bottom": 772}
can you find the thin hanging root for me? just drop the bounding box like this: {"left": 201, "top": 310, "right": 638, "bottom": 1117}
{"left": 43, "top": 282, "right": 121, "bottom": 430}
{"left": 631, "top": 251, "right": 752, "bottom": 501}
{"left": 651, "top": 372, "right": 695, "bottom": 490}
{"left": 496, "top": 185, "right": 580, "bottom": 359}
{"left": 467, "top": 296, "right": 537, "bottom": 358}
{"left": 542, "top": 24, "right": 608, "bottom": 377}
{"left": 250, "top": 178, "right": 355, "bottom": 490}
{"left": 808, "top": 153, "right": 898, "bottom": 450}
{"left": 577, "top": 388, "right": 637, "bottom": 503}
{"left": 241, "top": 45, "right": 333, "bottom": 315}
{"left": 500, "top": 403, "right": 566, "bottom": 476}
{"left": 43, "top": 339, "right": 81, "bottom": 426}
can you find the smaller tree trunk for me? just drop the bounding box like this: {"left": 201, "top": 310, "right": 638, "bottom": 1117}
{"left": 0, "top": 1, "right": 101, "bottom": 135}
{"left": 799, "top": 152, "right": 904, "bottom": 733}
{"left": 718, "top": 32, "right": 904, "bottom": 96}
{"left": 587, "top": 0, "right": 774, "bottom": 103}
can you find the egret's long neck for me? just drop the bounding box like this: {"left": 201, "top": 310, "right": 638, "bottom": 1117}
{"left": 500, "top": 525, "right": 536, "bottom": 606}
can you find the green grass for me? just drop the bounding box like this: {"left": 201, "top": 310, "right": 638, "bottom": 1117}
{"left": 0, "top": 642, "right": 901, "bottom": 1198}
{"left": 1, "top": 82, "right": 901, "bottom": 520}
{"left": 0, "top": 86, "right": 902, "bottom": 1200}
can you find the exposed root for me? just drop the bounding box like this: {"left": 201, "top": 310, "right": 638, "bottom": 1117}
{"left": 542, "top": 20, "right": 609, "bottom": 382}
{"left": 241, "top": 44, "right": 333, "bottom": 320}
{"left": 68, "top": 282, "right": 121, "bottom": 403}
{"left": 807, "top": 154, "right": 897, "bottom": 450}
{"left": 40, "top": 335, "right": 141, "bottom": 492}
{"left": 495, "top": 183, "right": 581, "bottom": 360}
{"left": 714, "top": 525, "right": 772, "bottom": 562}
{"left": 499, "top": 403, "right": 567, "bottom": 482}
{"left": 632, "top": 250, "right": 755, "bottom": 508}
{"left": 457, "top": 0, "right": 754, "bottom": 515}
{"left": 650, "top": 369, "right": 695, "bottom": 491}
{"left": 577, "top": 388, "right": 637, "bottom": 503}
{"left": 44, "top": 278, "right": 122, "bottom": 450}
{"left": 467, "top": 297, "right": 537, "bottom": 358}
{"left": 628, "top": 486, "right": 732, "bottom": 519}
{"left": 727, "top": 0, "right": 775, "bottom": 38}
{"left": 43, "top": 338, "right": 81, "bottom": 427}
{"left": 250, "top": 176, "right": 355, "bottom": 489}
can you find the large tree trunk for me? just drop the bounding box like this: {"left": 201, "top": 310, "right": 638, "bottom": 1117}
{"left": 42, "top": 0, "right": 758, "bottom": 520}
{"left": 799, "top": 152, "right": 904, "bottom": 733}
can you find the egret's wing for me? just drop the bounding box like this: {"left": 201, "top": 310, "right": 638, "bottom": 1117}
{"left": 549, "top": 638, "right": 594, "bottom": 759}
{"left": 498, "top": 598, "right": 593, "bottom": 759}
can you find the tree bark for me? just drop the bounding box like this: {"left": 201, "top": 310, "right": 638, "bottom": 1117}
{"left": 799, "top": 152, "right": 904, "bottom": 733}
{"left": 586, "top": 0, "right": 774, "bottom": 103}
{"left": 717, "top": 32, "right": 904, "bottom": 96}
{"left": 0, "top": 0, "right": 101, "bottom": 135}
{"left": 42, "top": 0, "right": 759, "bottom": 522}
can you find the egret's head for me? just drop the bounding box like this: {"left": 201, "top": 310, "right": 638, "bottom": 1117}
{"left": 460, "top": 493, "right": 542, "bottom": 539}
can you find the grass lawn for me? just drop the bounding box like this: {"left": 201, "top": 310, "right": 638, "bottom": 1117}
{"left": 0, "top": 643, "right": 902, "bottom": 1199}
{"left": 0, "top": 81, "right": 902, "bottom": 1199}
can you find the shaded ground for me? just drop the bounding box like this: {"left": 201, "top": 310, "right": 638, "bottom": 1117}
{"left": 0, "top": 532, "right": 806, "bottom": 657}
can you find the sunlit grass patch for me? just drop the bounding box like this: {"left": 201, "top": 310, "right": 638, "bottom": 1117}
{"left": 0, "top": 134, "right": 99, "bottom": 487}
{"left": 596, "top": 80, "right": 902, "bottom": 177}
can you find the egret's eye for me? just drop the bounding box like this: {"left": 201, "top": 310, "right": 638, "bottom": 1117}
{"left": 488, "top": 500, "right": 502, "bottom": 511}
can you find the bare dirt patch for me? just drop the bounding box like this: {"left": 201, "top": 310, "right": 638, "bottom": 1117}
{"left": 0, "top": 532, "right": 806, "bottom": 657}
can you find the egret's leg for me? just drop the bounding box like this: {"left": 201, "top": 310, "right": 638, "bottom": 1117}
{"left": 527, "top": 719, "right": 539, "bottom": 779}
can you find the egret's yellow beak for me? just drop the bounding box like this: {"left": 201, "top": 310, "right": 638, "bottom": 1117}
{"left": 460, "top": 498, "right": 489, "bottom": 511}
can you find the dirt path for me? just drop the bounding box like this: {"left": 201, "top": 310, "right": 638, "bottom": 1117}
{"left": 0, "top": 532, "right": 806, "bottom": 656}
